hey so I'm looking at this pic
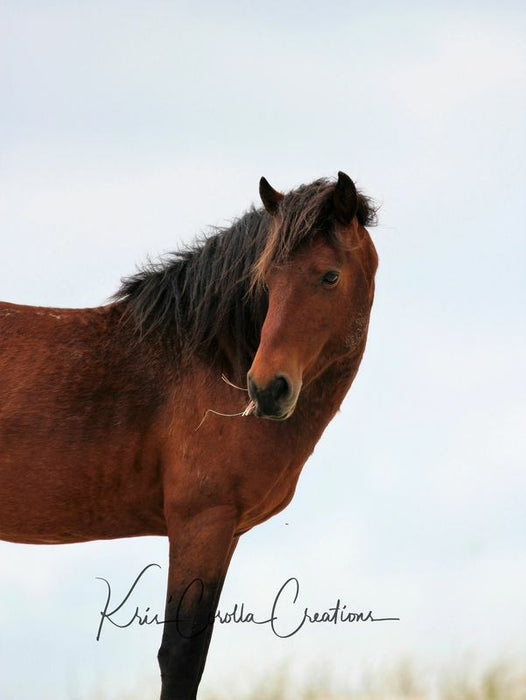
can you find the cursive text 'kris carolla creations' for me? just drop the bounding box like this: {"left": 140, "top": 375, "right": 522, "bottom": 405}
{"left": 96, "top": 564, "right": 400, "bottom": 641}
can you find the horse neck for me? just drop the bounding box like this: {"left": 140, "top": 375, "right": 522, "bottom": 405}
{"left": 295, "top": 343, "right": 368, "bottom": 433}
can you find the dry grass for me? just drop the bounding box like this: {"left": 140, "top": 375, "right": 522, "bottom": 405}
{"left": 200, "top": 660, "right": 526, "bottom": 700}
{"left": 439, "top": 661, "right": 526, "bottom": 700}
{"left": 88, "top": 660, "right": 526, "bottom": 699}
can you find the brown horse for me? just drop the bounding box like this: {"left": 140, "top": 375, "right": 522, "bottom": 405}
{"left": 0, "top": 172, "right": 378, "bottom": 699}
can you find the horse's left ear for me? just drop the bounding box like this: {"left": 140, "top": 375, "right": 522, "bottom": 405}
{"left": 333, "top": 171, "right": 358, "bottom": 225}
{"left": 259, "top": 177, "right": 284, "bottom": 215}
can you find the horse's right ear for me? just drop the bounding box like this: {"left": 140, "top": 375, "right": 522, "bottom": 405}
{"left": 259, "top": 177, "right": 284, "bottom": 215}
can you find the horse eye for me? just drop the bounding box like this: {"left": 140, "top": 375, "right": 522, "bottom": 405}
{"left": 322, "top": 270, "right": 340, "bottom": 286}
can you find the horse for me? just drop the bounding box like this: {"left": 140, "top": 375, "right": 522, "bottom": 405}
{"left": 0, "top": 171, "right": 378, "bottom": 699}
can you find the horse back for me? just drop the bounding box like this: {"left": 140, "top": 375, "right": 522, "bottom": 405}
{"left": 0, "top": 301, "right": 168, "bottom": 543}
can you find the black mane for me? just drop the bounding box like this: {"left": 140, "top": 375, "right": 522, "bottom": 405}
{"left": 113, "top": 178, "right": 377, "bottom": 370}
{"left": 114, "top": 208, "right": 271, "bottom": 369}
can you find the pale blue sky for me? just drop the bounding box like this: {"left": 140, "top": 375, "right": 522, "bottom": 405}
{"left": 1, "top": 2, "right": 525, "bottom": 698}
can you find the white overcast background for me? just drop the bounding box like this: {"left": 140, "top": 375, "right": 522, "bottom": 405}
{"left": 1, "top": 2, "right": 525, "bottom": 699}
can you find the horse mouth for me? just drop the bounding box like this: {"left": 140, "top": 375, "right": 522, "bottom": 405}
{"left": 252, "top": 402, "right": 297, "bottom": 421}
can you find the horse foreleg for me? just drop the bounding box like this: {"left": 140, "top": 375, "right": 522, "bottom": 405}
{"left": 158, "top": 506, "right": 239, "bottom": 700}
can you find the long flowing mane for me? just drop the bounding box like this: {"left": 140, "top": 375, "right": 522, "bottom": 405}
{"left": 113, "top": 178, "right": 377, "bottom": 369}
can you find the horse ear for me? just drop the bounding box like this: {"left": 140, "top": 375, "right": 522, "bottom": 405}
{"left": 333, "top": 171, "right": 358, "bottom": 225}
{"left": 259, "top": 177, "right": 284, "bottom": 215}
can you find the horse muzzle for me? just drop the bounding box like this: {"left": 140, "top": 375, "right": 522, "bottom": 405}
{"left": 247, "top": 373, "right": 299, "bottom": 420}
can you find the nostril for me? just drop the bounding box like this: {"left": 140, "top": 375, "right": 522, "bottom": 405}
{"left": 271, "top": 375, "right": 291, "bottom": 403}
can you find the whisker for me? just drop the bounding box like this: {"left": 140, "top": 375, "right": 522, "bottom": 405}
{"left": 242, "top": 400, "right": 256, "bottom": 416}
{"left": 195, "top": 401, "right": 255, "bottom": 432}
{"left": 221, "top": 373, "right": 248, "bottom": 392}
